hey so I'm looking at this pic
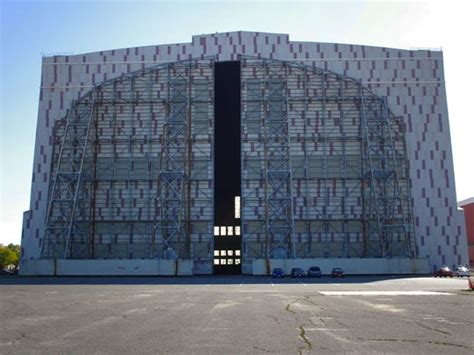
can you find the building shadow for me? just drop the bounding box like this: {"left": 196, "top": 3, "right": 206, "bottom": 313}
{"left": 0, "top": 274, "right": 433, "bottom": 286}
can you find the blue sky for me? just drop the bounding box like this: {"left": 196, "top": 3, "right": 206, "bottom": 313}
{"left": 1, "top": 0, "right": 473, "bottom": 245}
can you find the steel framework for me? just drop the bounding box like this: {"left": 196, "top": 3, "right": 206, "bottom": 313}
{"left": 241, "top": 56, "right": 414, "bottom": 260}
{"left": 241, "top": 58, "right": 296, "bottom": 259}
{"left": 360, "top": 94, "right": 413, "bottom": 257}
{"left": 42, "top": 58, "right": 215, "bottom": 267}
{"left": 42, "top": 91, "right": 97, "bottom": 258}
{"left": 42, "top": 55, "right": 414, "bottom": 264}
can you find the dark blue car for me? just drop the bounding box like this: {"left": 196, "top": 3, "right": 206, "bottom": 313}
{"left": 290, "top": 267, "right": 306, "bottom": 278}
{"left": 331, "top": 267, "right": 345, "bottom": 278}
{"left": 307, "top": 266, "right": 322, "bottom": 278}
{"left": 272, "top": 268, "right": 285, "bottom": 278}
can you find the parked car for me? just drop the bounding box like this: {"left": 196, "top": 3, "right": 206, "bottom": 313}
{"left": 290, "top": 267, "right": 306, "bottom": 278}
{"left": 455, "top": 266, "right": 471, "bottom": 278}
{"left": 307, "top": 266, "right": 322, "bottom": 278}
{"left": 331, "top": 267, "right": 345, "bottom": 278}
{"left": 0, "top": 269, "right": 13, "bottom": 276}
{"left": 272, "top": 268, "right": 285, "bottom": 278}
{"left": 434, "top": 266, "right": 454, "bottom": 277}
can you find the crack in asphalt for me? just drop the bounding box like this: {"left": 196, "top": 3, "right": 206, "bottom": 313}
{"left": 253, "top": 345, "right": 274, "bottom": 353}
{"left": 267, "top": 314, "right": 280, "bottom": 325}
{"left": 297, "top": 293, "right": 473, "bottom": 352}
{"left": 414, "top": 321, "right": 452, "bottom": 336}
{"left": 285, "top": 302, "right": 297, "bottom": 315}
{"left": 337, "top": 294, "right": 470, "bottom": 345}
{"left": 298, "top": 325, "right": 313, "bottom": 354}
{"left": 285, "top": 301, "right": 314, "bottom": 354}
{"left": 351, "top": 337, "right": 472, "bottom": 350}
{"left": 0, "top": 331, "right": 35, "bottom": 347}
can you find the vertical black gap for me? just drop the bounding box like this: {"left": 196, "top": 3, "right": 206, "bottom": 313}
{"left": 214, "top": 61, "right": 241, "bottom": 275}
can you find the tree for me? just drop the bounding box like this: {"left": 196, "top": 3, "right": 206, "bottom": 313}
{"left": 7, "top": 244, "right": 20, "bottom": 269}
{"left": 0, "top": 246, "right": 16, "bottom": 269}
{"left": 0, "top": 244, "right": 20, "bottom": 270}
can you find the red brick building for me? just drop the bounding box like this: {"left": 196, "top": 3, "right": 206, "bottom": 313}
{"left": 458, "top": 198, "right": 474, "bottom": 267}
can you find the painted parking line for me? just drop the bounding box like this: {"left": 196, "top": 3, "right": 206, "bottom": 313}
{"left": 205, "top": 279, "right": 216, "bottom": 286}
{"left": 319, "top": 291, "right": 453, "bottom": 296}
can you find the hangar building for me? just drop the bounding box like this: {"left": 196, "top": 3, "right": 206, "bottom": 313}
{"left": 20, "top": 31, "right": 468, "bottom": 275}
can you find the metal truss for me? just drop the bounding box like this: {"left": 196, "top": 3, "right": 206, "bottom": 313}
{"left": 241, "top": 56, "right": 414, "bottom": 260}
{"left": 241, "top": 57, "right": 296, "bottom": 259}
{"left": 360, "top": 93, "right": 412, "bottom": 257}
{"left": 41, "top": 91, "right": 96, "bottom": 258}
{"left": 153, "top": 62, "right": 191, "bottom": 259}
{"left": 152, "top": 59, "right": 215, "bottom": 261}
{"left": 42, "top": 53, "right": 413, "bottom": 262}
{"left": 42, "top": 58, "right": 214, "bottom": 262}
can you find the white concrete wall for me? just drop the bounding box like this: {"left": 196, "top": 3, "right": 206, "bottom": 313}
{"left": 19, "top": 259, "right": 56, "bottom": 276}
{"left": 246, "top": 258, "right": 430, "bottom": 275}
{"left": 20, "top": 259, "right": 193, "bottom": 276}
{"left": 20, "top": 258, "right": 429, "bottom": 276}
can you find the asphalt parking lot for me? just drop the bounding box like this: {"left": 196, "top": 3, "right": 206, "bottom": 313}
{"left": 0, "top": 275, "right": 473, "bottom": 354}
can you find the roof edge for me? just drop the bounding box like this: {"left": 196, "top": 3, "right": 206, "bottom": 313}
{"left": 40, "top": 31, "right": 442, "bottom": 60}
{"left": 458, "top": 197, "right": 474, "bottom": 207}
